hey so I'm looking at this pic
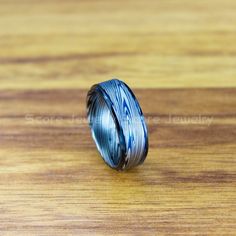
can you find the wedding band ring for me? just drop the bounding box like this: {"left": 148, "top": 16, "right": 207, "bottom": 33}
{"left": 86, "top": 79, "right": 148, "bottom": 170}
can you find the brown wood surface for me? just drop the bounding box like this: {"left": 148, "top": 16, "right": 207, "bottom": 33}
{"left": 1, "top": 89, "right": 236, "bottom": 235}
{"left": 0, "top": 0, "right": 236, "bottom": 235}
{"left": 1, "top": 0, "right": 236, "bottom": 89}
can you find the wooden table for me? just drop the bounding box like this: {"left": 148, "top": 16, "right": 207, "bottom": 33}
{"left": 0, "top": 0, "right": 235, "bottom": 235}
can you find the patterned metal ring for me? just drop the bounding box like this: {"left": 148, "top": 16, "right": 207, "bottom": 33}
{"left": 86, "top": 79, "right": 148, "bottom": 171}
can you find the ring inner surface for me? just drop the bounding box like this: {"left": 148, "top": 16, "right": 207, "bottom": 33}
{"left": 89, "top": 92, "right": 121, "bottom": 168}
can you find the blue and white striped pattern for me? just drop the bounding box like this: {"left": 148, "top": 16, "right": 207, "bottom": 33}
{"left": 87, "top": 79, "right": 148, "bottom": 170}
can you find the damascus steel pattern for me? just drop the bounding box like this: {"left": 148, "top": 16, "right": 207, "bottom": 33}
{"left": 86, "top": 79, "right": 148, "bottom": 170}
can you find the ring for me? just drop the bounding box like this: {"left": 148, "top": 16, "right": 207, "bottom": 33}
{"left": 86, "top": 79, "right": 148, "bottom": 171}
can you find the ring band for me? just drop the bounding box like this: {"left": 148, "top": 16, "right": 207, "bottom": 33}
{"left": 86, "top": 79, "right": 148, "bottom": 171}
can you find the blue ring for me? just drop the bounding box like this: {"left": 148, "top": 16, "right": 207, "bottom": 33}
{"left": 86, "top": 79, "right": 148, "bottom": 170}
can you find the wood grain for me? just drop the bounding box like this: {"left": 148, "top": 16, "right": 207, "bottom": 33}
{"left": 0, "top": 89, "right": 236, "bottom": 235}
{"left": 0, "top": 0, "right": 236, "bottom": 235}
{"left": 0, "top": 0, "right": 236, "bottom": 89}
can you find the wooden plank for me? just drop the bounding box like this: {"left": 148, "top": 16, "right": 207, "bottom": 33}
{"left": 0, "top": 88, "right": 235, "bottom": 235}
{"left": 0, "top": 0, "right": 236, "bottom": 89}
